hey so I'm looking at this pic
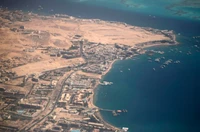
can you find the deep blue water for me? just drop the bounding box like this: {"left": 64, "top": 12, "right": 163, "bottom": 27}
{"left": 1, "top": 0, "right": 200, "bottom": 132}
{"left": 95, "top": 42, "right": 200, "bottom": 132}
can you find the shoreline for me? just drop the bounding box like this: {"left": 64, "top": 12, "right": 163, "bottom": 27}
{"left": 90, "top": 42, "right": 179, "bottom": 131}
{"left": 90, "top": 59, "right": 121, "bottom": 130}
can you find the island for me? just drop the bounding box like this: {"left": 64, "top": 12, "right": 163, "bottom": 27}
{"left": 0, "top": 8, "right": 177, "bottom": 132}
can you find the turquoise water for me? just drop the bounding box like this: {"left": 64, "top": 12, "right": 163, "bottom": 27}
{"left": 1, "top": 0, "right": 200, "bottom": 132}
{"left": 70, "top": 0, "right": 200, "bottom": 20}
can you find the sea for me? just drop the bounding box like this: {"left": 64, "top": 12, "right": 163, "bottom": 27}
{"left": 1, "top": 0, "right": 200, "bottom": 132}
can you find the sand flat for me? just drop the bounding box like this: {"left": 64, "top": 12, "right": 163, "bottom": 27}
{"left": 79, "top": 21, "right": 169, "bottom": 46}
{"left": 12, "top": 57, "right": 85, "bottom": 76}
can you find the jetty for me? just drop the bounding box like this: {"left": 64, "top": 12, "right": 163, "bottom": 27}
{"left": 99, "top": 108, "right": 128, "bottom": 116}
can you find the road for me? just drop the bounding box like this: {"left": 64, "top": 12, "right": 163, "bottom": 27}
{"left": 19, "top": 71, "right": 74, "bottom": 132}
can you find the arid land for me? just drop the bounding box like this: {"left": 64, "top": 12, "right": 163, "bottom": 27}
{"left": 0, "top": 8, "right": 177, "bottom": 132}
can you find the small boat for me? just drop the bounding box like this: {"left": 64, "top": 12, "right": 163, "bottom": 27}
{"left": 160, "top": 65, "right": 166, "bottom": 69}
{"left": 100, "top": 81, "right": 113, "bottom": 85}
{"left": 112, "top": 111, "right": 118, "bottom": 116}
{"left": 117, "top": 110, "right": 122, "bottom": 113}
{"left": 174, "top": 60, "right": 181, "bottom": 64}
{"left": 122, "top": 127, "right": 129, "bottom": 131}
{"left": 155, "top": 58, "right": 160, "bottom": 62}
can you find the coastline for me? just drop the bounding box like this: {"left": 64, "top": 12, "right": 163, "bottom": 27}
{"left": 0, "top": 8, "right": 179, "bottom": 131}
{"left": 90, "top": 41, "right": 179, "bottom": 131}
{"left": 89, "top": 59, "right": 121, "bottom": 130}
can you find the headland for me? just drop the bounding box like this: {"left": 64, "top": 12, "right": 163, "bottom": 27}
{"left": 0, "top": 8, "right": 177, "bottom": 132}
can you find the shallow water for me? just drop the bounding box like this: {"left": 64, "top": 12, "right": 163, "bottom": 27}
{"left": 70, "top": 0, "right": 200, "bottom": 20}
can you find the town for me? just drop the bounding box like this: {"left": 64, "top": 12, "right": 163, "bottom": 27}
{"left": 0, "top": 8, "right": 177, "bottom": 132}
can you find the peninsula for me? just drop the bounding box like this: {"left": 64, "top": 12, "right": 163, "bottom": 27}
{"left": 0, "top": 8, "right": 177, "bottom": 132}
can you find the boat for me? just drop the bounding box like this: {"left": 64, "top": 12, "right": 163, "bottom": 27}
{"left": 112, "top": 110, "right": 118, "bottom": 116}
{"left": 117, "top": 110, "right": 122, "bottom": 113}
{"left": 174, "top": 60, "right": 181, "bottom": 64}
{"left": 155, "top": 58, "right": 160, "bottom": 62}
{"left": 164, "top": 59, "right": 173, "bottom": 65}
{"left": 160, "top": 65, "right": 166, "bottom": 69}
{"left": 122, "top": 127, "right": 129, "bottom": 131}
{"left": 100, "top": 81, "right": 113, "bottom": 85}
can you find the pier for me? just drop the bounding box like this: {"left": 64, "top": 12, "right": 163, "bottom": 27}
{"left": 98, "top": 108, "right": 128, "bottom": 116}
